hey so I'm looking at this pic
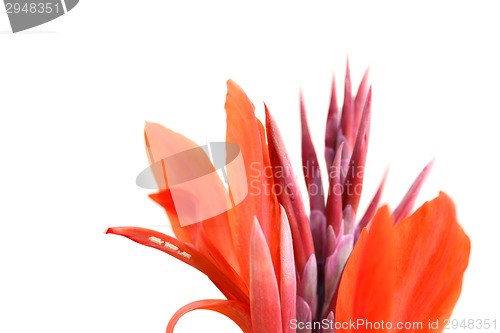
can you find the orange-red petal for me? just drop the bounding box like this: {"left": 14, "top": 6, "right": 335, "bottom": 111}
{"left": 225, "top": 80, "right": 269, "bottom": 285}
{"left": 165, "top": 299, "right": 252, "bottom": 333}
{"left": 336, "top": 193, "right": 470, "bottom": 332}
{"left": 105, "top": 227, "right": 248, "bottom": 303}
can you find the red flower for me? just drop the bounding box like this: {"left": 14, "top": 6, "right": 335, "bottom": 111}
{"left": 107, "top": 65, "right": 470, "bottom": 332}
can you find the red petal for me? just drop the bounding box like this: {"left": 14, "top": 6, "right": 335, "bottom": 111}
{"left": 392, "top": 192, "right": 470, "bottom": 330}
{"left": 296, "top": 296, "right": 312, "bottom": 333}
{"left": 340, "top": 58, "right": 355, "bottom": 147}
{"left": 392, "top": 160, "right": 433, "bottom": 224}
{"left": 353, "top": 67, "right": 370, "bottom": 132}
{"left": 250, "top": 218, "right": 283, "bottom": 333}
{"left": 166, "top": 299, "right": 252, "bottom": 333}
{"left": 301, "top": 91, "right": 325, "bottom": 213}
{"left": 144, "top": 122, "right": 238, "bottom": 271}
{"left": 225, "top": 80, "right": 270, "bottom": 284}
{"left": 336, "top": 193, "right": 470, "bottom": 332}
{"left": 354, "top": 168, "right": 388, "bottom": 244}
{"left": 265, "top": 105, "right": 315, "bottom": 275}
{"left": 342, "top": 87, "right": 372, "bottom": 214}
{"left": 256, "top": 118, "right": 281, "bottom": 279}
{"left": 325, "top": 73, "right": 339, "bottom": 170}
{"left": 149, "top": 190, "right": 195, "bottom": 245}
{"left": 105, "top": 227, "right": 248, "bottom": 303}
{"left": 335, "top": 206, "right": 396, "bottom": 332}
{"left": 326, "top": 143, "right": 344, "bottom": 236}
{"left": 279, "top": 206, "right": 297, "bottom": 333}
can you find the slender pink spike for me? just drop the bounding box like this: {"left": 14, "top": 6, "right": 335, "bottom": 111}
{"left": 392, "top": 160, "right": 434, "bottom": 224}
{"left": 265, "top": 105, "right": 315, "bottom": 275}
{"left": 301, "top": 92, "right": 326, "bottom": 213}
{"left": 298, "top": 254, "right": 318, "bottom": 322}
{"left": 342, "top": 87, "right": 372, "bottom": 214}
{"left": 296, "top": 296, "right": 312, "bottom": 333}
{"left": 326, "top": 143, "right": 344, "bottom": 236}
{"left": 325, "top": 73, "right": 339, "bottom": 170}
{"left": 354, "top": 67, "right": 371, "bottom": 131}
{"left": 334, "top": 131, "right": 351, "bottom": 186}
{"left": 250, "top": 218, "right": 283, "bottom": 333}
{"left": 279, "top": 206, "right": 297, "bottom": 333}
{"left": 339, "top": 58, "right": 355, "bottom": 147}
{"left": 323, "top": 311, "right": 335, "bottom": 333}
{"left": 325, "top": 225, "right": 336, "bottom": 258}
{"left": 322, "top": 234, "right": 353, "bottom": 319}
{"left": 342, "top": 205, "right": 355, "bottom": 235}
{"left": 310, "top": 210, "right": 327, "bottom": 265}
{"left": 354, "top": 168, "right": 388, "bottom": 244}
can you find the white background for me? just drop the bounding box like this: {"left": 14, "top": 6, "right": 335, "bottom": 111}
{"left": 1, "top": 1, "right": 499, "bottom": 332}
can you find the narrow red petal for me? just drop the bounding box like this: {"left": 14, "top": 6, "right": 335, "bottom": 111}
{"left": 301, "top": 92, "right": 325, "bottom": 213}
{"left": 325, "top": 73, "right": 339, "bottom": 170}
{"left": 326, "top": 143, "right": 344, "bottom": 236}
{"left": 105, "top": 227, "right": 248, "bottom": 303}
{"left": 265, "top": 105, "right": 315, "bottom": 274}
{"left": 279, "top": 206, "right": 297, "bottom": 333}
{"left": 392, "top": 160, "right": 433, "bottom": 224}
{"left": 353, "top": 67, "right": 370, "bottom": 132}
{"left": 250, "top": 218, "right": 283, "bottom": 333}
{"left": 323, "top": 311, "right": 335, "bottom": 333}
{"left": 225, "top": 79, "right": 268, "bottom": 285}
{"left": 354, "top": 168, "right": 388, "bottom": 244}
{"left": 256, "top": 118, "right": 281, "bottom": 279}
{"left": 166, "top": 299, "right": 252, "bottom": 333}
{"left": 342, "top": 87, "right": 372, "bottom": 214}
{"left": 298, "top": 254, "right": 318, "bottom": 322}
{"left": 339, "top": 58, "right": 355, "bottom": 147}
{"left": 296, "top": 296, "right": 312, "bottom": 333}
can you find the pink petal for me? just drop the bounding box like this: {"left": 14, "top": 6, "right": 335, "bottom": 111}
{"left": 250, "top": 218, "right": 283, "bottom": 333}
{"left": 279, "top": 206, "right": 297, "bottom": 333}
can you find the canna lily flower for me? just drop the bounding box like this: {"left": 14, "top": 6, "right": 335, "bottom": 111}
{"left": 106, "top": 62, "right": 470, "bottom": 333}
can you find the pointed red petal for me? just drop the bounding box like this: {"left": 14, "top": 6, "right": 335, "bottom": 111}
{"left": 250, "top": 218, "right": 283, "bottom": 333}
{"left": 256, "top": 118, "right": 281, "bottom": 279}
{"left": 322, "top": 234, "right": 353, "bottom": 319}
{"left": 354, "top": 168, "right": 388, "bottom": 244}
{"left": 225, "top": 80, "right": 272, "bottom": 285}
{"left": 279, "top": 207, "right": 297, "bottom": 333}
{"left": 298, "top": 254, "right": 318, "bottom": 322}
{"left": 353, "top": 67, "right": 370, "bottom": 132}
{"left": 339, "top": 59, "right": 355, "bottom": 146}
{"left": 301, "top": 92, "right": 325, "bottom": 213}
{"left": 342, "top": 87, "right": 372, "bottom": 214}
{"left": 323, "top": 311, "right": 335, "bottom": 333}
{"left": 326, "top": 143, "right": 344, "bottom": 236}
{"left": 166, "top": 299, "right": 252, "bottom": 333}
{"left": 296, "top": 296, "right": 312, "bottom": 333}
{"left": 392, "top": 160, "right": 433, "bottom": 224}
{"left": 265, "top": 105, "right": 315, "bottom": 274}
{"left": 325, "top": 73, "right": 339, "bottom": 170}
{"left": 105, "top": 227, "right": 248, "bottom": 303}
